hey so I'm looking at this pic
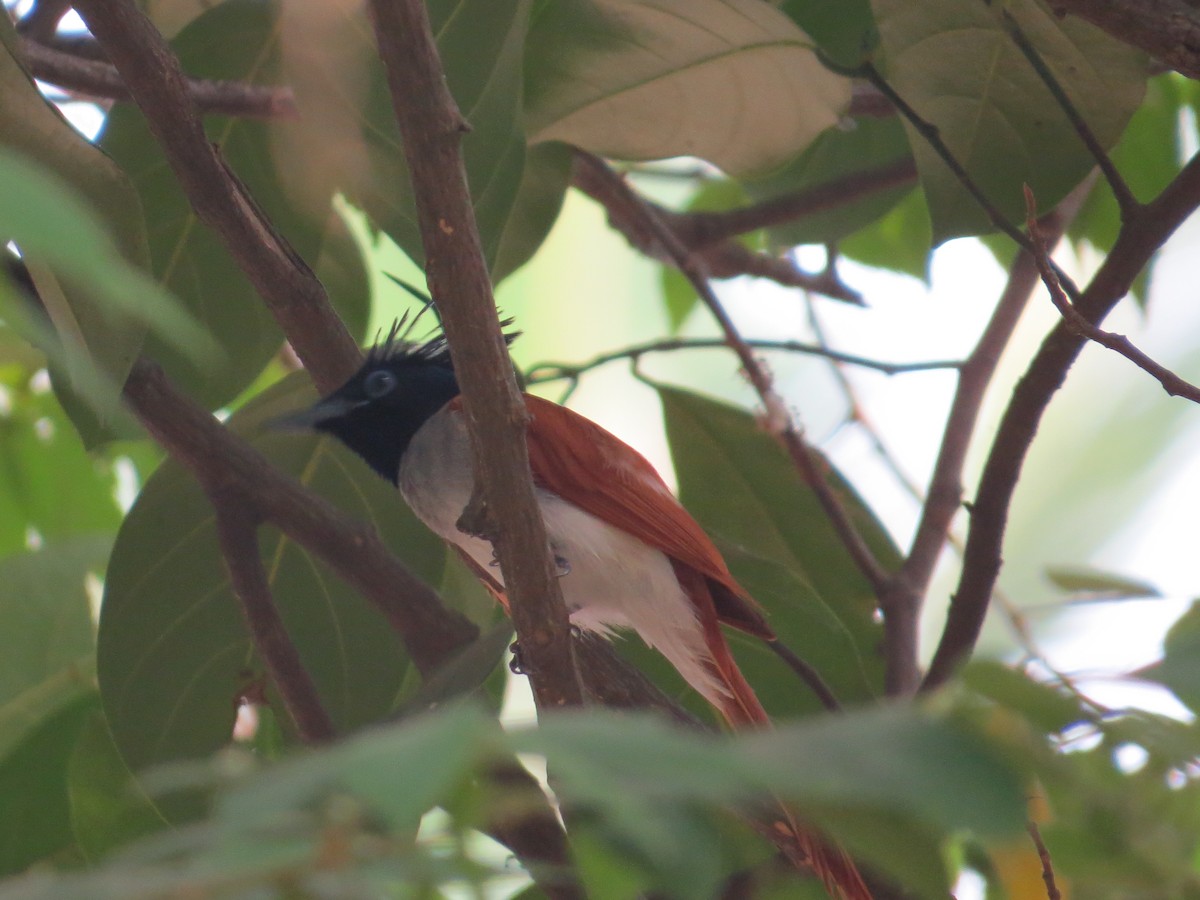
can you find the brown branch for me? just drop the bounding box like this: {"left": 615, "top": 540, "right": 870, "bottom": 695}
{"left": 571, "top": 151, "right": 914, "bottom": 303}
{"left": 1047, "top": 0, "right": 1200, "bottom": 81}
{"left": 17, "top": 36, "right": 299, "bottom": 118}
{"left": 574, "top": 150, "right": 891, "bottom": 596}
{"left": 923, "top": 151, "right": 1200, "bottom": 690}
{"left": 72, "top": 0, "right": 360, "bottom": 393}
{"left": 669, "top": 158, "right": 919, "bottom": 248}
{"left": 16, "top": 0, "right": 73, "bottom": 41}
{"left": 366, "top": 0, "right": 582, "bottom": 712}
{"left": 211, "top": 497, "right": 336, "bottom": 744}
{"left": 878, "top": 182, "right": 1088, "bottom": 695}
{"left": 1026, "top": 187, "right": 1200, "bottom": 403}
{"left": 1026, "top": 821, "right": 1063, "bottom": 900}
{"left": 123, "top": 359, "right": 479, "bottom": 674}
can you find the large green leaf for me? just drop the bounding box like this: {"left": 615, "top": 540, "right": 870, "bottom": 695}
{"left": 0, "top": 694, "right": 97, "bottom": 876}
{"left": 839, "top": 186, "right": 932, "bottom": 280}
{"left": 0, "top": 536, "right": 106, "bottom": 761}
{"left": 651, "top": 387, "right": 891, "bottom": 718}
{"left": 1140, "top": 601, "right": 1200, "bottom": 714}
{"left": 526, "top": 0, "right": 850, "bottom": 177}
{"left": 98, "top": 373, "right": 452, "bottom": 789}
{"left": 279, "top": 0, "right": 543, "bottom": 281}
{"left": 873, "top": 0, "right": 1147, "bottom": 243}
{"left": 99, "top": 0, "right": 367, "bottom": 413}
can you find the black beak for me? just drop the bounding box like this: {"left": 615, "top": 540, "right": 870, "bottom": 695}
{"left": 266, "top": 396, "right": 365, "bottom": 431}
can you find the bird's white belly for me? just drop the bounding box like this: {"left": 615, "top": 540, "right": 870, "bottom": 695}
{"left": 398, "top": 408, "right": 728, "bottom": 705}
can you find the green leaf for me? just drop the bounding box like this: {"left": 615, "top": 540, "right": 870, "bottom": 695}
{"left": 493, "top": 141, "right": 574, "bottom": 283}
{"left": 0, "top": 149, "right": 216, "bottom": 425}
{"left": 838, "top": 186, "right": 931, "bottom": 280}
{"left": 67, "top": 709, "right": 167, "bottom": 862}
{"left": 657, "top": 386, "right": 890, "bottom": 714}
{"left": 0, "top": 693, "right": 97, "bottom": 875}
{"left": 873, "top": 0, "right": 1147, "bottom": 243}
{"left": 0, "top": 17, "right": 149, "bottom": 432}
{"left": 99, "top": 0, "right": 361, "bottom": 413}
{"left": 1044, "top": 565, "right": 1161, "bottom": 601}
{"left": 0, "top": 378, "right": 122, "bottom": 556}
{"left": 1070, "top": 74, "right": 1197, "bottom": 305}
{"left": 962, "top": 661, "right": 1087, "bottom": 734}
{"left": 281, "top": 0, "right": 538, "bottom": 279}
{"left": 1140, "top": 601, "right": 1200, "bottom": 713}
{"left": 98, "top": 373, "right": 452, "bottom": 799}
{"left": 0, "top": 536, "right": 106, "bottom": 760}
{"left": 526, "top": 0, "right": 850, "bottom": 176}
{"left": 747, "top": 116, "right": 914, "bottom": 248}
{"left": 779, "top": 0, "right": 878, "bottom": 68}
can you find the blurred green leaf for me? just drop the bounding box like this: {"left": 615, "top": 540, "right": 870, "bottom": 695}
{"left": 98, "top": 373, "right": 451, "bottom": 803}
{"left": 962, "top": 661, "right": 1087, "bottom": 734}
{"left": 779, "top": 0, "right": 878, "bottom": 67}
{"left": 748, "top": 117, "right": 914, "bottom": 249}
{"left": 1140, "top": 601, "right": 1200, "bottom": 713}
{"left": 0, "top": 536, "right": 106, "bottom": 760}
{"left": 67, "top": 709, "right": 167, "bottom": 862}
{"left": 656, "top": 386, "right": 889, "bottom": 717}
{"left": 0, "top": 694, "right": 96, "bottom": 875}
{"left": 0, "top": 379, "right": 121, "bottom": 556}
{"left": 0, "top": 17, "right": 148, "bottom": 433}
{"left": 1044, "top": 565, "right": 1161, "bottom": 600}
{"left": 874, "top": 0, "right": 1147, "bottom": 243}
{"left": 0, "top": 149, "right": 216, "bottom": 427}
{"left": 526, "top": 0, "right": 850, "bottom": 176}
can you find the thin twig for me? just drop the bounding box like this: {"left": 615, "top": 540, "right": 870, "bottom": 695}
{"left": 574, "top": 150, "right": 891, "bottom": 595}
{"left": 17, "top": 36, "right": 299, "bottom": 119}
{"left": 1026, "top": 187, "right": 1200, "bottom": 403}
{"left": 367, "top": 0, "right": 583, "bottom": 712}
{"left": 854, "top": 62, "right": 1087, "bottom": 304}
{"left": 700, "top": 240, "right": 864, "bottom": 304}
{"left": 1026, "top": 821, "right": 1063, "bottom": 900}
{"left": 73, "top": 0, "right": 361, "bottom": 393}
{"left": 211, "top": 497, "right": 336, "bottom": 744}
{"left": 526, "top": 338, "right": 961, "bottom": 386}
{"left": 996, "top": 8, "right": 1138, "bottom": 216}
{"left": 923, "top": 152, "right": 1200, "bottom": 691}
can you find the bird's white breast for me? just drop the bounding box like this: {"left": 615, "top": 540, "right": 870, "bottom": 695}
{"left": 397, "top": 406, "right": 729, "bottom": 706}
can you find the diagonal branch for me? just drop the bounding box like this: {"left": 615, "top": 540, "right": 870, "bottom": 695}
{"left": 923, "top": 152, "right": 1200, "bottom": 690}
{"left": 72, "top": 0, "right": 360, "bottom": 392}
{"left": 1047, "top": 0, "right": 1200, "bottom": 81}
{"left": 574, "top": 150, "right": 892, "bottom": 596}
{"left": 17, "top": 36, "right": 299, "bottom": 118}
{"left": 210, "top": 496, "right": 336, "bottom": 743}
{"left": 366, "top": 0, "right": 583, "bottom": 712}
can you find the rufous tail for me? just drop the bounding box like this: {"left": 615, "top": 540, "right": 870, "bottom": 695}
{"left": 701, "top": 612, "right": 873, "bottom": 900}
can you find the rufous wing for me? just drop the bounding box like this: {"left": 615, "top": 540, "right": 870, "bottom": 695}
{"left": 522, "top": 394, "right": 773, "bottom": 640}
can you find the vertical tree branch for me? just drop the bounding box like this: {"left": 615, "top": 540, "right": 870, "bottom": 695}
{"left": 923, "top": 152, "right": 1200, "bottom": 690}
{"left": 211, "top": 497, "right": 336, "bottom": 744}
{"left": 365, "top": 0, "right": 582, "bottom": 711}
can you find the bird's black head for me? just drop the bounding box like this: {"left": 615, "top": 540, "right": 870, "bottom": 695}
{"left": 278, "top": 318, "right": 519, "bottom": 485}
{"left": 281, "top": 324, "right": 461, "bottom": 484}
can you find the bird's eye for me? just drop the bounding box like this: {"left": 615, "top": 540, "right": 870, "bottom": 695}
{"left": 363, "top": 369, "right": 398, "bottom": 399}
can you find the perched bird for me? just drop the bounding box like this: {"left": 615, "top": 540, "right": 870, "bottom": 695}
{"left": 281, "top": 322, "right": 870, "bottom": 900}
